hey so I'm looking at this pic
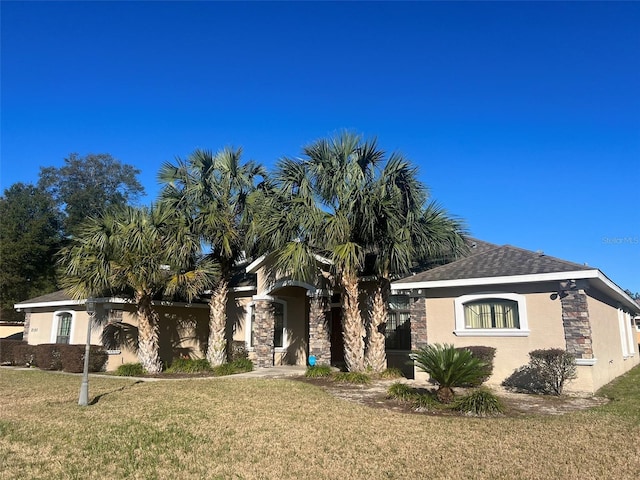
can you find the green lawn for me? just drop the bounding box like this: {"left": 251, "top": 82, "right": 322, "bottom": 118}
{"left": 1, "top": 367, "right": 639, "bottom": 480}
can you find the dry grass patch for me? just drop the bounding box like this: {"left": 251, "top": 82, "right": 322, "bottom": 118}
{"left": 1, "top": 367, "right": 639, "bottom": 479}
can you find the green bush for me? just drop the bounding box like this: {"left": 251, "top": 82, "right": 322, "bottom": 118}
{"left": 230, "top": 357, "right": 253, "bottom": 373}
{"left": 503, "top": 348, "right": 577, "bottom": 395}
{"left": 333, "top": 372, "right": 371, "bottom": 384}
{"left": 414, "top": 392, "right": 439, "bottom": 409}
{"left": 457, "top": 346, "right": 496, "bottom": 386}
{"left": 379, "top": 367, "right": 404, "bottom": 379}
{"left": 166, "top": 358, "right": 213, "bottom": 374}
{"left": 453, "top": 387, "right": 504, "bottom": 416}
{"left": 305, "top": 364, "right": 333, "bottom": 378}
{"left": 213, "top": 363, "right": 238, "bottom": 376}
{"left": 115, "top": 363, "right": 145, "bottom": 376}
{"left": 410, "top": 343, "right": 489, "bottom": 403}
{"left": 60, "top": 345, "right": 108, "bottom": 373}
{"left": 35, "top": 344, "right": 63, "bottom": 370}
{"left": 0, "top": 339, "right": 23, "bottom": 365}
{"left": 387, "top": 382, "right": 416, "bottom": 401}
{"left": 12, "top": 343, "right": 37, "bottom": 367}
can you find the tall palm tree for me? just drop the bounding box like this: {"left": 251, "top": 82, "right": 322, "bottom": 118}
{"left": 58, "top": 204, "right": 216, "bottom": 374}
{"left": 158, "top": 147, "right": 265, "bottom": 366}
{"left": 254, "top": 132, "right": 467, "bottom": 373}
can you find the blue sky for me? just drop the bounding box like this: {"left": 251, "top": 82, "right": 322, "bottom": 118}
{"left": 2, "top": 1, "right": 639, "bottom": 292}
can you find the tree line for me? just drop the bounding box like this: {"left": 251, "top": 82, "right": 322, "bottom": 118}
{"left": 1, "top": 132, "right": 468, "bottom": 373}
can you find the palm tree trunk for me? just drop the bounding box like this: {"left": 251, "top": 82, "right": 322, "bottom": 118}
{"left": 207, "top": 278, "right": 228, "bottom": 367}
{"left": 365, "top": 286, "right": 387, "bottom": 373}
{"left": 136, "top": 294, "right": 162, "bottom": 374}
{"left": 342, "top": 272, "right": 365, "bottom": 372}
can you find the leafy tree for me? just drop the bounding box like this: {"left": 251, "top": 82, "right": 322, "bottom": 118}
{"left": 0, "top": 183, "right": 62, "bottom": 320}
{"left": 58, "top": 204, "right": 217, "bottom": 373}
{"left": 158, "top": 148, "right": 265, "bottom": 366}
{"left": 410, "top": 344, "right": 489, "bottom": 403}
{"left": 38, "top": 153, "right": 145, "bottom": 235}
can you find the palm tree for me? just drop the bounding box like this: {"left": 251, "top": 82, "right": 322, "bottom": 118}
{"left": 364, "top": 160, "right": 468, "bottom": 371}
{"left": 158, "top": 147, "right": 265, "bottom": 366}
{"left": 410, "top": 344, "right": 489, "bottom": 403}
{"left": 254, "top": 132, "right": 467, "bottom": 373}
{"left": 58, "top": 204, "right": 216, "bottom": 374}
{"left": 252, "top": 132, "right": 385, "bottom": 372}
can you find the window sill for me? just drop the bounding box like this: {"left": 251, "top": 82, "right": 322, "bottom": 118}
{"left": 575, "top": 358, "right": 597, "bottom": 366}
{"left": 454, "top": 329, "right": 530, "bottom": 337}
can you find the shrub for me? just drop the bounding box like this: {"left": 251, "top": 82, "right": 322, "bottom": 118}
{"left": 453, "top": 387, "right": 504, "bottom": 416}
{"left": 1, "top": 340, "right": 25, "bottom": 365}
{"left": 414, "top": 392, "right": 439, "bottom": 409}
{"left": 503, "top": 348, "right": 577, "bottom": 396}
{"left": 410, "top": 343, "right": 489, "bottom": 403}
{"left": 333, "top": 372, "right": 371, "bottom": 384}
{"left": 228, "top": 340, "right": 248, "bottom": 362}
{"left": 379, "top": 367, "right": 404, "bottom": 379}
{"left": 166, "top": 358, "right": 212, "bottom": 374}
{"left": 387, "top": 382, "right": 416, "bottom": 401}
{"left": 529, "top": 348, "right": 577, "bottom": 395}
{"left": 59, "top": 345, "right": 108, "bottom": 373}
{"left": 457, "top": 346, "right": 496, "bottom": 386}
{"left": 35, "top": 344, "right": 64, "bottom": 370}
{"left": 115, "top": 363, "right": 145, "bottom": 376}
{"left": 305, "top": 364, "right": 333, "bottom": 378}
{"left": 230, "top": 357, "right": 253, "bottom": 373}
{"left": 213, "top": 363, "right": 238, "bottom": 376}
{"left": 12, "top": 343, "right": 37, "bottom": 367}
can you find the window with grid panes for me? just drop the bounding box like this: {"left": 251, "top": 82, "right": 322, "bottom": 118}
{"left": 386, "top": 296, "right": 411, "bottom": 350}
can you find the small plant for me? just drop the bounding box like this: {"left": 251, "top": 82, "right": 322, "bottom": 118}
{"left": 413, "top": 392, "right": 439, "bottom": 409}
{"left": 165, "top": 358, "right": 213, "bottom": 374}
{"left": 305, "top": 364, "right": 333, "bottom": 378}
{"left": 503, "top": 348, "right": 577, "bottom": 395}
{"left": 379, "top": 367, "right": 404, "bottom": 379}
{"left": 333, "top": 372, "right": 371, "bottom": 384}
{"left": 213, "top": 363, "right": 238, "bottom": 376}
{"left": 410, "top": 343, "right": 489, "bottom": 403}
{"left": 230, "top": 357, "right": 253, "bottom": 373}
{"left": 529, "top": 348, "right": 577, "bottom": 395}
{"left": 115, "top": 363, "right": 145, "bottom": 376}
{"left": 387, "top": 382, "right": 416, "bottom": 401}
{"left": 453, "top": 387, "right": 504, "bottom": 416}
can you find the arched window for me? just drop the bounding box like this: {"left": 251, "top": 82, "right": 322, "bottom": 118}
{"left": 454, "top": 293, "right": 529, "bottom": 337}
{"left": 51, "top": 311, "right": 75, "bottom": 344}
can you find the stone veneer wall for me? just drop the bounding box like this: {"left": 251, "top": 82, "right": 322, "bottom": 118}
{"left": 253, "top": 300, "right": 275, "bottom": 368}
{"left": 561, "top": 289, "right": 594, "bottom": 359}
{"left": 308, "top": 295, "right": 331, "bottom": 365}
{"left": 409, "top": 297, "right": 428, "bottom": 350}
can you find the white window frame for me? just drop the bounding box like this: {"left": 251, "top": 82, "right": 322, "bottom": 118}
{"left": 50, "top": 310, "right": 76, "bottom": 344}
{"left": 245, "top": 298, "right": 288, "bottom": 352}
{"left": 618, "top": 309, "right": 635, "bottom": 358}
{"left": 454, "top": 293, "right": 529, "bottom": 337}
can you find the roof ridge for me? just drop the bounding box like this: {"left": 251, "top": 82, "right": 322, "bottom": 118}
{"left": 500, "top": 244, "right": 592, "bottom": 270}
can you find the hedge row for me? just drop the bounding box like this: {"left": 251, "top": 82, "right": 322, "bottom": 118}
{"left": 0, "top": 340, "right": 108, "bottom": 373}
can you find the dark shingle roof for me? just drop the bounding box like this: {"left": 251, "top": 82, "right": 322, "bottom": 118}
{"left": 395, "top": 244, "right": 593, "bottom": 284}
{"left": 15, "top": 290, "right": 73, "bottom": 305}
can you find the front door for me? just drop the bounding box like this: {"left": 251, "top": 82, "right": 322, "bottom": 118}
{"left": 330, "top": 306, "right": 345, "bottom": 366}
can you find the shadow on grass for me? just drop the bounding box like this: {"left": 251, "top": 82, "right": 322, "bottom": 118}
{"left": 89, "top": 380, "right": 144, "bottom": 406}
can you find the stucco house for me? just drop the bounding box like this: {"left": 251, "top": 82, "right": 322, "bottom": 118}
{"left": 14, "top": 240, "right": 640, "bottom": 394}
{"left": 391, "top": 240, "right": 640, "bottom": 393}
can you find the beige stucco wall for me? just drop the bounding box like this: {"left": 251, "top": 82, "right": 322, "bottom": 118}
{"left": 0, "top": 323, "right": 25, "bottom": 339}
{"left": 423, "top": 286, "right": 566, "bottom": 387}
{"left": 587, "top": 294, "right": 639, "bottom": 391}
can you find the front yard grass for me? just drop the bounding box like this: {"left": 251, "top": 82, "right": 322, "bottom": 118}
{"left": 1, "top": 365, "right": 639, "bottom": 479}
